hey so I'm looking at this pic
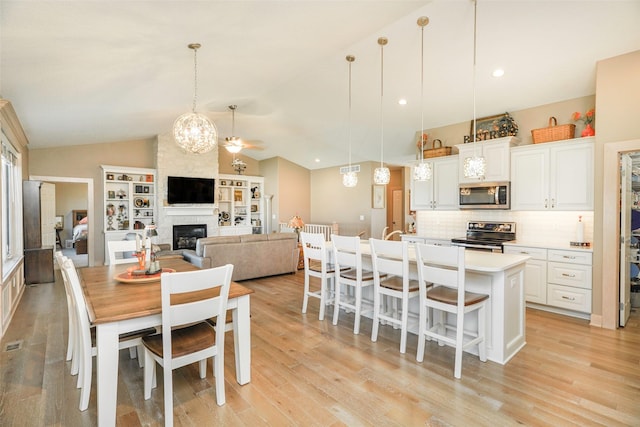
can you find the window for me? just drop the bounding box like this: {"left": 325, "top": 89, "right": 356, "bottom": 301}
{"left": 1, "top": 131, "right": 22, "bottom": 272}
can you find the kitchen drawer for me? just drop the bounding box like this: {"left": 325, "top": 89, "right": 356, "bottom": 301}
{"left": 504, "top": 246, "right": 547, "bottom": 261}
{"left": 547, "top": 261, "right": 592, "bottom": 289}
{"left": 547, "top": 283, "right": 592, "bottom": 313}
{"left": 548, "top": 249, "right": 592, "bottom": 265}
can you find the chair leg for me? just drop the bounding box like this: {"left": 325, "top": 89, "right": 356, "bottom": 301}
{"left": 318, "top": 276, "right": 326, "bottom": 321}
{"left": 302, "top": 272, "right": 310, "bottom": 314}
{"left": 353, "top": 285, "right": 362, "bottom": 335}
{"left": 416, "top": 302, "right": 427, "bottom": 362}
{"left": 214, "top": 353, "right": 226, "bottom": 406}
{"left": 371, "top": 287, "right": 380, "bottom": 342}
{"left": 143, "top": 350, "right": 155, "bottom": 400}
{"left": 454, "top": 311, "right": 465, "bottom": 379}
{"left": 332, "top": 278, "right": 341, "bottom": 326}
{"left": 79, "top": 341, "right": 91, "bottom": 411}
{"left": 478, "top": 305, "right": 487, "bottom": 362}
{"left": 163, "top": 364, "right": 174, "bottom": 425}
{"left": 137, "top": 344, "right": 145, "bottom": 368}
{"left": 199, "top": 359, "right": 207, "bottom": 379}
{"left": 399, "top": 295, "right": 409, "bottom": 354}
{"left": 129, "top": 346, "right": 137, "bottom": 359}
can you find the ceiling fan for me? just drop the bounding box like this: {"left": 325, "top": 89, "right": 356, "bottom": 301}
{"left": 222, "top": 105, "right": 264, "bottom": 153}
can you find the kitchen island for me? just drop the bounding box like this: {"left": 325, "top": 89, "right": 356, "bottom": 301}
{"left": 356, "top": 243, "right": 530, "bottom": 364}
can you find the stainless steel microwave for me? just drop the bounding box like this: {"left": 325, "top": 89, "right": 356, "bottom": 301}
{"left": 459, "top": 182, "right": 510, "bottom": 209}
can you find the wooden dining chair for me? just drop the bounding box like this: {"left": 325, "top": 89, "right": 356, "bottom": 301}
{"left": 369, "top": 238, "right": 420, "bottom": 354}
{"left": 61, "top": 258, "right": 155, "bottom": 411}
{"left": 415, "top": 243, "right": 489, "bottom": 379}
{"left": 107, "top": 237, "right": 150, "bottom": 265}
{"left": 300, "top": 231, "right": 343, "bottom": 321}
{"left": 331, "top": 234, "right": 375, "bottom": 334}
{"left": 142, "top": 264, "right": 234, "bottom": 424}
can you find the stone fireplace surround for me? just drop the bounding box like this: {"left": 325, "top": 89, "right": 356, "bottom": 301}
{"left": 155, "top": 133, "right": 219, "bottom": 249}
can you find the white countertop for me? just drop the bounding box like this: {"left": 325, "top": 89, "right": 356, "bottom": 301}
{"left": 357, "top": 242, "right": 530, "bottom": 273}
{"left": 503, "top": 240, "right": 593, "bottom": 252}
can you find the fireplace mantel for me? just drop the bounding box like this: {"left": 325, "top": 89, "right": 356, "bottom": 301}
{"left": 163, "top": 206, "right": 215, "bottom": 216}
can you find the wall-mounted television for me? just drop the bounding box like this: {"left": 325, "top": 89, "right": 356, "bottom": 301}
{"left": 167, "top": 176, "right": 215, "bottom": 204}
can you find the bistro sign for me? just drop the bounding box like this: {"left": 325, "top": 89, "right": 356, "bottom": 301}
{"left": 464, "top": 112, "right": 519, "bottom": 143}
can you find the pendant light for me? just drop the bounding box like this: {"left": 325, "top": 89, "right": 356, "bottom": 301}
{"left": 343, "top": 55, "right": 358, "bottom": 188}
{"left": 413, "top": 16, "right": 432, "bottom": 181}
{"left": 463, "top": 0, "right": 486, "bottom": 179}
{"left": 373, "top": 37, "right": 390, "bottom": 186}
{"left": 173, "top": 43, "right": 218, "bottom": 154}
{"left": 225, "top": 105, "right": 243, "bottom": 154}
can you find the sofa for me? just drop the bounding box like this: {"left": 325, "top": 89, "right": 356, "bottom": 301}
{"left": 182, "top": 233, "right": 299, "bottom": 281}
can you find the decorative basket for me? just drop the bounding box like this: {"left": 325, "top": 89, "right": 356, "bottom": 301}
{"left": 531, "top": 117, "right": 575, "bottom": 144}
{"left": 422, "top": 139, "right": 451, "bottom": 158}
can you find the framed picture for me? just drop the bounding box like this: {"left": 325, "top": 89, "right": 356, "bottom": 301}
{"left": 220, "top": 180, "right": 227, "bottom": 186}
{"left": 106, "top": 173, "right": 114, "bottom": 180}
{"left": 143, "top": 186, "right": 150, "bottom": 193}
{"left": 235, "top": 181, "right": 243, "bottom": 186}
{"left": 135, "top": 185, "right": 143, "bottom": 193}
{"left": 467, "top": 112, "right": 518, "bottom": 142}
{"left": 234, "top": 189, "right": 243, "bottom": 202}
{"left": 54, "top": 216, "right": 64, "bottom": 230}
{"left": 107, "top": 190, "right": 115, "bottom": 199}
{"left": 372, "top": 185, "right": 385, "bottom": 209}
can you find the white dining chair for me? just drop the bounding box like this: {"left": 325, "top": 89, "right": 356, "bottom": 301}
{"left": 55, "top": 251, "right": 77, "bottom": 366}
{"left": 142, "top": 264, "right": 234, "bottom": 425}
{"left": 415, "top": 243, "right": 489, "bottom": 379}
{"left": 369, "top": 238, "right": 420, "bottom": 354}
{"left": 331, "top": 234, "right": 376, "bottom": 334}
{"left": 300, "top": 231, "right": 343, "bottom": 321}
{"left": 107, "top": 237, "right": 150, "bottom": 265}
{"left": 61, "top": 258, "right": 155, "bottom": 411}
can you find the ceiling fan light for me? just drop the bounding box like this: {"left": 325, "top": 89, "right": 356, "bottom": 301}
{"left": 374, "top": 166, "right": 390, "bottom": 185}
{"left": 173, "top": 112, "right": 217, "bottom": 154}
{"left": 343, "top": 171, "right": 358, "bottom": 187}
{"left": 225, "top": 136, "right": 243, "bottom": 153}
{"left": 463, "top": 155, "right": 486, "bottom": 179}
{"left": 413, "top": 161, "right": 432, "bottom": 181}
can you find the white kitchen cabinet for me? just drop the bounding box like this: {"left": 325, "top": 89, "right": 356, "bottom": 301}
{"left": 401, "top": 235, "right": 451, "bottom": 246}
{"left": 504, "top": 246, "right": 547, "bottom": 304}
{"left": 547, "top": 248, "right": 592, "bottom": 314}
{"left": 456, "top": 136, "right": 519, "bottom": 184}
{"left": 510, "top": 137, "right": 594, "bottom": 211}
{"left": 410, "top": 155, "right": 458, "bottom": 210}
{"left": 218, "top": 174, "right": 264, "bottom": 235}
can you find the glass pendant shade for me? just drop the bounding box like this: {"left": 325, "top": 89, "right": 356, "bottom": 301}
{"left": 463, "top": 155, "right": 486, "bottom": 179}
{"left": 413, "top": 161, "right": 432, "bottom": 181}
{"left": 374, "top": 167, "right": 390, "bottom": 185}
{"left": 173, "top": 112, "right": 218, "bottom": 154}
{"left": 173, "top": 43, "right": 217, "bottom": 154}
{"left": 343, "top": 171, "right": 358, "bottom": 187}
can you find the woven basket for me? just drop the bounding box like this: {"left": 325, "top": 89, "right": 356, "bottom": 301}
{"left": 422, "top": 139, "right": 451, "bottom": 158}
{"left": 531, "top": 117, "right": 575, "bottom": 144}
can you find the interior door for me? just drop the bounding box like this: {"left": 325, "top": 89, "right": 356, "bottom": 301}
{"left": 392, "top": 189, "right": 403, "bottom": 232}
{"left": 40, "top": 182, "right": 56, "bottom": 248}
{"left": 620, "top": 154, "right": 632, "bottom": 326}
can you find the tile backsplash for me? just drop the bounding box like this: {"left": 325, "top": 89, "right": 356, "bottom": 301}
{"left": 415, "top": 210, "right": 594, "bottom": 246}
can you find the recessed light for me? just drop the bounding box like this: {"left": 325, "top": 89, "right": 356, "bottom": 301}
{"left": 398, "top": 99, "right": 407, "bottom": 105}
{"left": 314, "top": 158, "right": 320, "bottom": 163}
{"left": 492, "top": 69, "right": 504, "bottom": 78}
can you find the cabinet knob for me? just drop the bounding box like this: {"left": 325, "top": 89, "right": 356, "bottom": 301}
{"left": 544, "top": 199, "right": 548, "bottom": 208}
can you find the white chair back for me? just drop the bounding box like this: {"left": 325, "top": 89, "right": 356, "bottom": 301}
{"left": 369, "top": 238, "right": 409, "bottom": 281}
{"left": 300, "top": 232, "right": 328, "bottom": 270}
{"left": 107, "top": 237, "right": 150, "bottom": 265}
{"left": 416, "top": 243, "right": 465, "bottom": 302}
{"left": 331, "top": 234, "right": 362, "bottom": 274}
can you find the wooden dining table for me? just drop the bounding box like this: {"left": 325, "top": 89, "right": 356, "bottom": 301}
{"left": 79, "top": 258, "right": 253, "bottom": 427}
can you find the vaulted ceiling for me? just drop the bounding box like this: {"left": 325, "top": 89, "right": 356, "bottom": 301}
{"left": 1, "top": 1, "right": 639, "bottom": 170}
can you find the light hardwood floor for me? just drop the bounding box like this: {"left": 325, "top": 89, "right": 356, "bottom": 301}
{"left": 1, "top": 269, "right": 639, "bottom": 426}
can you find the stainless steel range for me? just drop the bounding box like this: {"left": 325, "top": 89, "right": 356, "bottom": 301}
{"left": 451, "top": 221, "right": 516, "bottom": 253}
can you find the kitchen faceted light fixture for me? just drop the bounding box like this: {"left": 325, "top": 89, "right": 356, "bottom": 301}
{"left": 463, "top": 0, "right": 486, "bottom": 179}
{"left": 225, "top": 105, "right": 243, "bottom": 154}
{"left": 173, "top": 43, "right": 218, "bottom": 154}
{"left": 343, "top": 55, "right": 358, "bottom": 188}
{"left": 373, "top": 37, "right": 390, "bottom": 186}
{"left": 413, "top": 16, "right": 432, "bottom": 182}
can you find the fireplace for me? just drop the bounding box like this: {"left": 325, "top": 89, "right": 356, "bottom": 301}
{"left": 173, "top": 224, "right": 207, "bottom": 250}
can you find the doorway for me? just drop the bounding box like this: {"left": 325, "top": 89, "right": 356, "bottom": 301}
{"left": 603, "top": 139, "right": 640, "bottom": 329}
{"left": 29, "top": 175, "right": 94, "bottom": 267}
